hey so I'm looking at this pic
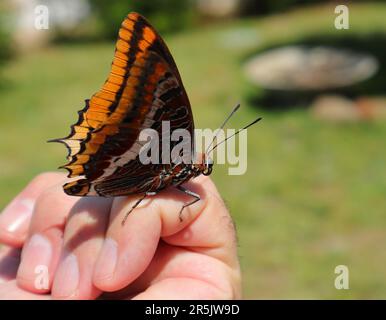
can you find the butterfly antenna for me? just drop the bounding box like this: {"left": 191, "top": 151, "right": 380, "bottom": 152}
{"left": 205, "top": 103, "right": 241, "bottom": 154}
{"left": 208, "top": 117, "right": 262, "bottom": 154}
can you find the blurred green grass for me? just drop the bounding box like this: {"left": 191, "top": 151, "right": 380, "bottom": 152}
{"left": 1, "top": 3, "right": 386, "bottom": 298}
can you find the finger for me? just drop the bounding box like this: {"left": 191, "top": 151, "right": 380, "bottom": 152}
{"left": 0, "top": 246, "right": 21, "bottom": 283}
{"left": 102, "top": 242, "right": 239, "bottom": 300}
{"left": 105, "top": 177, "right": 241, "bottom": 299}
{"left": 0, "top": 172, "right": 65, "bottom": 247}
{"left": 93, "top": 177, "right": 209, "bottom": 292}
{"left": 162, "top": 176, "right": 241, "bottom": 297}
{"left": 51, "top": 197, "right": 112, "bottom": 300}
{"left": 162, "top": 176, "right": 240, "bottom": 269}
{"left": 16, "top": 183, "right": 79, "bottom": 293}
{"left": 0, "top": 280, "right": 50, "bottom": 300}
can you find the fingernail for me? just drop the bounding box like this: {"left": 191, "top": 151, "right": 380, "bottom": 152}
{"left": 18, "top": 234, "right": 52, "bottom": 285}
{"left": 52, "top": 253, "right": 79, "bottom": 298}
{"left": 94, "top": 238, "right": 118, "bottom": 281}
{"left": 0, "top": 199, "right": 34, "bottom": 233}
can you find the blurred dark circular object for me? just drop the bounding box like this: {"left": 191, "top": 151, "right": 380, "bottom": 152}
{"left": 244, "top": 46, "right": 379, "bottom": 91}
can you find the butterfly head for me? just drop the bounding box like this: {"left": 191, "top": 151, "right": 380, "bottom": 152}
{"left": 193, "top": 152, "right": 213, "bottom": 176}
{"left": 202, "top": 154, "right": 213, "bottom": 176}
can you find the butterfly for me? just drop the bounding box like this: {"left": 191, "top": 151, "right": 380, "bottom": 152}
{"left": 50, "top": 12, "right": 261, "bottom": 224}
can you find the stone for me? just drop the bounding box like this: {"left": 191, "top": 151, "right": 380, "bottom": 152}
{"left": 310, "top": 95, "right": 360, "bottom": 122}
{"left": 244, "top": 46, "right": 379, "bottom": 91}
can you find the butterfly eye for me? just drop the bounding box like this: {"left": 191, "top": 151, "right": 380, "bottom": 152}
{"left": 203, "top": 166, "right": 212, "bottom": 176}
{"left": 203, "top": 158, "right": 213, "bottom": 176}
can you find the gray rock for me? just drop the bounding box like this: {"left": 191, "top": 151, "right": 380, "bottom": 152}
{"left": 244, "top": 46, "right": 379, "bottom": 90}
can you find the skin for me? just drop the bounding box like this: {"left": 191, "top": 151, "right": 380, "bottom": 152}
{"left": 0, "top": 172, "right": 241, "bottom": 299}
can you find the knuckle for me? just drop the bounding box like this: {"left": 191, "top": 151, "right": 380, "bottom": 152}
{"left": 34, "top": 185, "right": 64, "bottom": 212}
{"left": 30, "top": 172, "right": 64, "bottom": 186}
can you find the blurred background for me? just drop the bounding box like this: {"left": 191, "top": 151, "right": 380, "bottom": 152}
{"left": 1, "top": 0, "right": 386, "bottom": 298}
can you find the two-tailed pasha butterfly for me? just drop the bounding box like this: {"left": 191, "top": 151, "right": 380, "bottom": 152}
{"left": 50, "top": 12, "right": 261, "bottom": 224}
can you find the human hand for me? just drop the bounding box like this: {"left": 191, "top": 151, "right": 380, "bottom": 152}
{"left": 0, "top": 172, "right": 241, "bottom": 299}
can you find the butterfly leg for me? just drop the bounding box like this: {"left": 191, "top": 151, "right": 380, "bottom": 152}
{"left": 121, "top": 193, "right": 149, "bottom": 226}
{"left": 177, "top": 185, "right": 201, "bottom": 222}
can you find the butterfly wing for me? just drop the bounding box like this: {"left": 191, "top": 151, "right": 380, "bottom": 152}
{"left": 52, "top": 13, "right": 194, "bottom": 196}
